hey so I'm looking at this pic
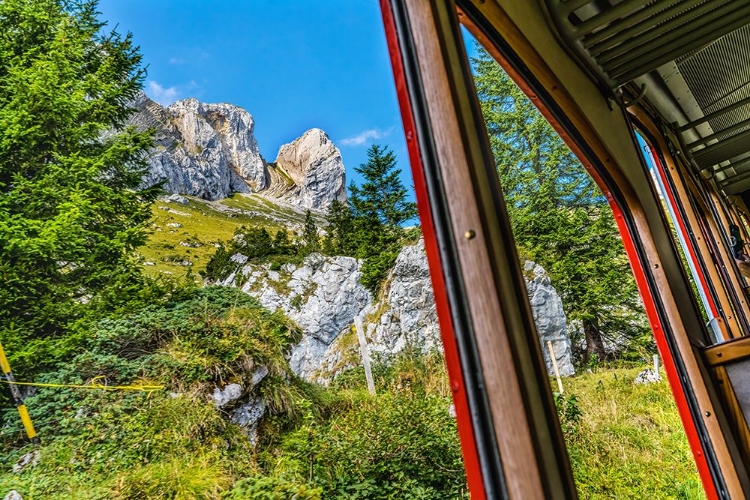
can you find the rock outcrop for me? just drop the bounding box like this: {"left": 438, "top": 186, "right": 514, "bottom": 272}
{"left": 220, "top": 253, "right": 371, "bottom": 381}
{"left": 131, "top": 95, "right": 347, "bottom": 209}
{"left": 131, "top": 94, "right": 266, "bottom": 200}
{"left": 221, "top": 238, "right": 574, "bottom": 382}
{"left": 272, "top": 129, "right": 347, "bottom": 209}
{"left": 524, "top": 262, "right": 576, "bottom": 377}
{"left": 363, "top": 238, "right": 442, "bottom": 355}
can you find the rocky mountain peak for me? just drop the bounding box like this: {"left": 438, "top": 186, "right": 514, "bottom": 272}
{"left": 132, "top": 95, "right": 347, "bottom": 210}
{"left": 273, "top": 128, "right": 347, "bottom": 209}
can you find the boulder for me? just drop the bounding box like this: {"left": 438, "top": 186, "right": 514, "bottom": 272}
{"left": 12, "top": 450, "right": 39, "bottom": 474}
{"left": 211, "top": 383, "right": 243, "bottom": 408}
{"left": 231, "top": 397, "right": 266, "bottom": 445}
{"left": 524, "top": 261, "right": 576, "bottom": 377}
{"left": 634, "top": 368, "right": 661, "bottom": 385}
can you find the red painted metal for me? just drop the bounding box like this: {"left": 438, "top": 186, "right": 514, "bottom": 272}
{"left": 379, "top": 2, "right": 487, "bottom": 498}
{"left": 460, "top": 20, "right": 718, "bottom": 500}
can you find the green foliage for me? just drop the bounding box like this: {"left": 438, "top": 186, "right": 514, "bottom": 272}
{"left": 224, "top": 476, "right": 322, "bottom": 500}
{"left": 563, "top": 365, "right": 703, "bottom": 499}
{"left": 324, "top": 144, "right": 418, "bottom": 295}
{"left": 358, "top": 246, "right": 400, "bottom": 297}
{"left": 0, "top": 0, "right": 160, "bottom": 376}
{"left": 472, "top": 46, "right": 650, "bottom": 360}
{"left": 322, "top": 200, "right": 357, "bottom": 256}
{"left": 349, "top": 144, "right": 418, "bottom": 231}
{"left": 1, "top": 287, "right": 303, "bottom": 441}
{"left": 111, "top": 455, "right": 231, "bottom": 500}
{"left": 0, "top": 286, "right": 308, "bottom": 498}
{"left": 554, "top": 392, "right": 582, "bottom": 439}
{"left": 302, "top": 210, "right": 320, "bottom": 253}
{"left": 202, "top": 226, "right": 305, "bottom": 282}
{"left": 259, "top": 391, "right": 467, "bottom": 499}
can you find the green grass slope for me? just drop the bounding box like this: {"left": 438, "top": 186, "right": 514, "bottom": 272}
{"left": 1, "top": 344, "right": 704, "bottom": 499}
{"left": 138, "top": 194, "right": 322, "bottom": 278}
{"left": 562, "top": 366, "right": 703, "bottom": 499}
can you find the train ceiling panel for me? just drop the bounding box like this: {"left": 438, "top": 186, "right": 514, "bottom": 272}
{"left": 541, "top": 0, "right": 750, "bottom": 194}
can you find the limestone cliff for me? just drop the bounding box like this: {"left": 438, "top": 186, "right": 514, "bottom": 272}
{"left": 131, "top": 94, "right": 346, "bottom": 209}
{"left": 219, "top": 238, "right": 574, "bottom": 382}
{"left": 131, "top": 94, "right": 266, "bottom": 200}
{"left": 272, "top": 129, "right": 347, "bottom": 209}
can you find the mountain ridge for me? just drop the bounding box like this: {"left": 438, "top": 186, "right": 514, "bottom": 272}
{"left": 129, "top": 93, "right": 347, "bottom": 210}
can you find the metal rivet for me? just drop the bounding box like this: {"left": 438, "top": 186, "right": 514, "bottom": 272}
{"left": 705, "top": 411, "right": 711, "bottom": 417}
{"left": 654, "top": 264, "right": 659, "bottom": 269}
{"left": 465, "top": 230, "right": 476, "bottom": 240}
{"left": 717, "top": 352, "right": 723, "bottom": 357}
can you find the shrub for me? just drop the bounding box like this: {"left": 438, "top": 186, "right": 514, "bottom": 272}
{"left": 224, "top": 476, "right": 322, "bottom": 500}
{"left": 359, "top": 246, "right": 400, "bottom": 296}
{"left": 261, "top": 390, "right": 468, "bottom": 499}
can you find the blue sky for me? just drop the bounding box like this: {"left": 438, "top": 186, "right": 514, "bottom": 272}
{"left": 97, "top": 0, "right": 412, "bottom": 192}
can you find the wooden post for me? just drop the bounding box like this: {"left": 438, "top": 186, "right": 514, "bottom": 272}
{"left": 654, "top": 354, "right": 660, "bottom": 378}
{"left": 547, "top": 340, "right": 564, "bottom": 394}
{"left": 354, "top": 314, "right": 375, "bottom": 396}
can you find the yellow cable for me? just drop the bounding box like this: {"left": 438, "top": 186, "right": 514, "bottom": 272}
{"left": 0, "top": 377, "right": 164, "bottom": 393}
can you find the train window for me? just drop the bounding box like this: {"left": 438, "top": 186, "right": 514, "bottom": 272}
{"left": 382, "top": 1, "right": 750, "bottom": 497}
{"left": 461, "top": 31, "right": 702, "bottom": 498}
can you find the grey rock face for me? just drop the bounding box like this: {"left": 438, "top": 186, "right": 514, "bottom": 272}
{"left": 524, "top": 261, "right": 576, "bottom": 377}
{"left": 219, "top": 253, "right": 370, "bottom": 381}
{"left": 131, "top": 94, "right": 266, "bottom": 200}
{"left": 224, "top": 238, "right": 574, "bottom": 382}
{"left": 131, "top": 96, "right": 347, "bottom": 209}
{"left": 273, "top": 128, "right": 347, "bottom": 209}
{"left": 211, "top": 383, "right": 243, "bottom": 408}
{"left": 4, "top": 491, "right": 23, "bottom": 500}
{"left": 231, "top": 397, "right": 266, "bottom": 445}
{"left": 367, "top": 238, "right": 441, "bottom": 355}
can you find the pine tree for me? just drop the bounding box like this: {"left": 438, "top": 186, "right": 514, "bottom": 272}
{"left": 349, "top": 144, "right": 417, "bottom": 253}
{"left": 323, "top": 200, "right": 356, "bottom": 256}
{"left": 348, "top": 144, "right": 418, "bottom": 294}
{"left": 0, "top": 0, "right": 158, "bottom": 374}
{"left": 472, "top": 47, "right": 649, "bottom": 361}
{"left": 302, "top": 210, "right": 320, "bottom": 253}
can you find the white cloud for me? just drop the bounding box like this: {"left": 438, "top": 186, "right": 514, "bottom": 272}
{"left": 169, "top": 51, "right": 209, "bottom": 66}
{"left": 340, "top": 127, "right": 393, "bottom": 146}
{"left": 146, "top": 80, "right": 181, "bottom": 106}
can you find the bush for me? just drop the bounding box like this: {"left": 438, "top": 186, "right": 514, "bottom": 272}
{"left": 202, "top": 227, "right": 306, "bottom": 282}
{"left": 259, "top": 390, "right": 468, "bottom": 499}
{"left": 359, "top": 246, "right": 400, "bottom": 296}
{"left": 0, "top": 286, "right": 303, "bottom": 496}
{"left": 112, "top": 455, "right": 231, "bottom": 500}
{"left": 224, "top": 476, "right": 322, "bottom": 500}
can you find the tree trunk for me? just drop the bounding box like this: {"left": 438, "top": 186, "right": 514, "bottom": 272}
{"left": 583, "top": 318, "right": 606, "bottom": 362}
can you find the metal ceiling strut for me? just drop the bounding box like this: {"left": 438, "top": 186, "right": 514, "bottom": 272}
{"left": 542, "top": 0, "right": 750, "bottom": 194}
{"left": 542, "top": 0, "right": 748, "bottom": 89}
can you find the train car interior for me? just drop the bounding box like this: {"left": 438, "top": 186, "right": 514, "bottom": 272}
{"left": 380, "top": 0, "right": 750, "bottom": 498}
